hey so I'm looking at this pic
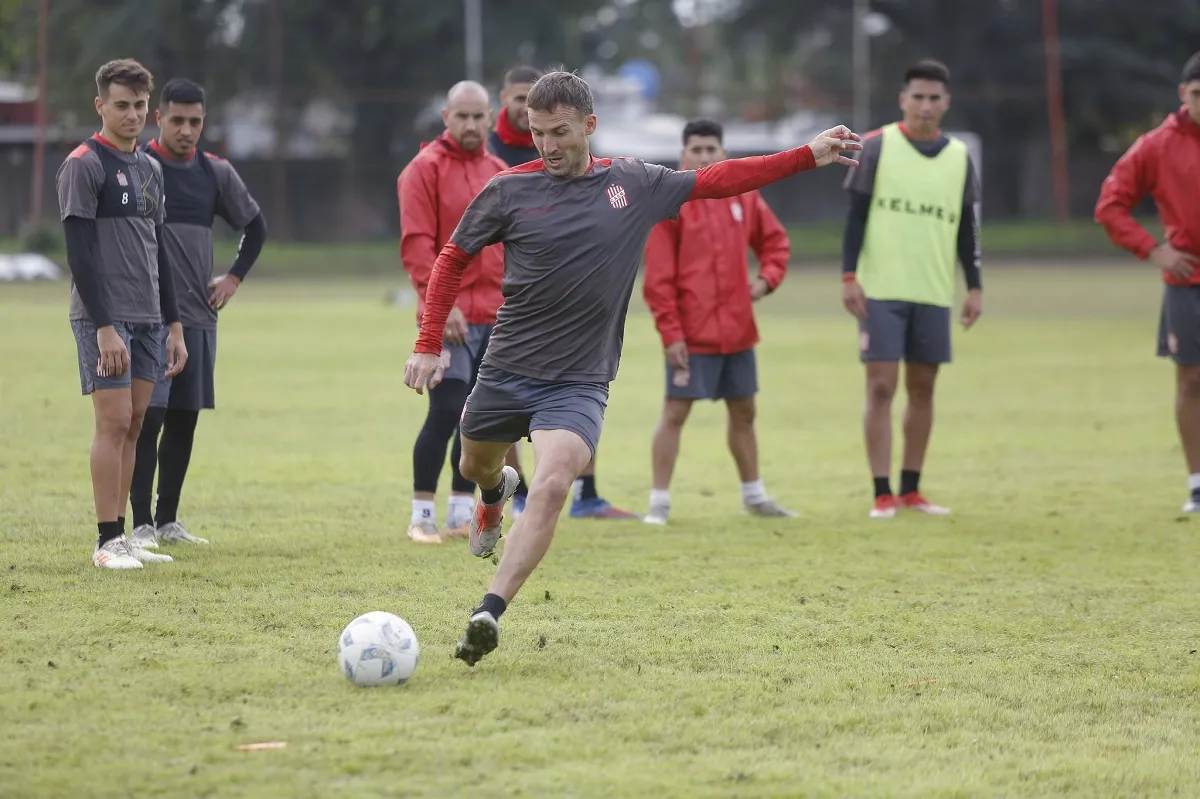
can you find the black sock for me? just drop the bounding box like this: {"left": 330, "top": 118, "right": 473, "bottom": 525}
{"left": 155, "top": 408, "right": 199, "bottom": 526}
{"left": 131, "top": 405, "right": 166, "bottom": 528}
{"left": 578, "top": 474, "right": 598, "bottom": 501}
{"left": 480, "top": 481, "right": 504, "bottom": 506}
{"left": 873, "top": 477, "right": 892, "bottom": 498}
{"left": 899, "top": 469, "right": 920, "bottom": 496}
{"left": 97, "top": 520, "right": 123, "bottom": 547}
{"left": 118, "top": 516, "right": 126, "bottom": 533}
{"left": 474, "top": 592, "right": 507, "bottom": 620}
{"left": 515, "top": 474, "right": 529, "bottom": 498}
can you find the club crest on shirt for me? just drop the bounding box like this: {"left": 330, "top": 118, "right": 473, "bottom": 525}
{"left": 115, "top": 170, "right": 128, "bottom": 187}
{"left": 606, "top": 184, "right": 628, "bottom": 209}
{"left": 730, "top": 201, "right": 743, "bottom": 222}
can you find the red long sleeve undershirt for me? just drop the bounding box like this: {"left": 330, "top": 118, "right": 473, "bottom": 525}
{"left": 413, "top": 145, "right": 817, "bottom": 354}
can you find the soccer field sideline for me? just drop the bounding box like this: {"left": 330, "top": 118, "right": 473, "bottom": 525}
{"left": 2, "top": 264, "right": 1199, "bottom": 797}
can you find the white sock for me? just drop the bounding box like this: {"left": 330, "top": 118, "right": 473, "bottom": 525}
{"left": 1188, "top": 474, "right": 1200, "bottom": 494}
{"left": 411, "top": 499, "right": 436, "bottom": 525}
{"left": 448, "top": 494, "right": 475, "bottom": 521}
{"left": 741, "top": 479, "right": 768, "bottom": 504}
{"left": 649, "top": 489, "right": 671, "bottom": 507}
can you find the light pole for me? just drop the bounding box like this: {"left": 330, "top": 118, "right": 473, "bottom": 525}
{"left": 852, "top": 0, "right": 870, "bottom": 134}
{"left": 465, "top": 0, "right": 483, "bottom": 83}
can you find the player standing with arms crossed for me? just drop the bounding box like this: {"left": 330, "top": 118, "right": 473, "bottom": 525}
{"left": 1095, "top": 52, "right": 1200, "bottom": 512}
{"left": 840, "top": 59, "right": 983, "bottom": 519}
{"left": 399, "top": 81, "right": 508, "bottom": 544}
{"left": 57, "top": 59, "right": 187, "bottom": 569}
{"left": 402, "top": 70, "right": 861, "bottom": 666}
{"left": 128, "top": 78, "right": 267, "bottom": 548}
{"left": 642, "top": 119, "right": 796, "bottom": 524}
{"left": 487, "top": 64, "right": 637, "bottom": 521}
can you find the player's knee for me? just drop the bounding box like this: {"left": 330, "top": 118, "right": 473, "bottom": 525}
{"left": 1178, "top": 367, "right": 1200, "bottom": 399}
{"left": 530, "top": 467, "right": 575, "bottom": 504}
{"left": 662, "top": 400, "right": 691, "bottom": 427}
{"left": 906, "top": 381, "right": 935, "bottom": 408}
{"left": 727, "top": 399, "right": 755, "bottom": 427}
{"left": 95, "top": 401, "right": 133, "bottom": 441}
{"left": 866, "top": 376, "right": 897, "bottom": 406}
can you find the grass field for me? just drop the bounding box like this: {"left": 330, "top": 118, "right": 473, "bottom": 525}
{"left": 2, "top": 263, "right": 1199, "bottom": 798}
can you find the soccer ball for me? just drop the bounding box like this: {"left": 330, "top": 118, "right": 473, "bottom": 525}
{"left": 337, "top": 611, "right": 420, "bottom": 687}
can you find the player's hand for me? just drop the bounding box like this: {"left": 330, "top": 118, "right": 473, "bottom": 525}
{"left": 842, "top": 278, "right": 868, "bottom": 319}
{"left": 960, "top": 289, "right": 983, "bottom": 330}
{"left": 95, "top": 325, "right": 130, "bottom": 379}
{"left": 208, "top": 273, "right": 241, "bottom": 310}
{"left": 164, "top": 322, "right": 189, "bottom": 377}
{"left": 750, "top": 277, "right": 771, "bottom": 301}
{"left": 404, "top": 351, "right": 445, "bottom": 395}
{"left": 807, "top": 126, "right": 863, "bottom": 167}
{"left": 665, "top": 340, "right": 689, "bottom": 371}
{"left": 1150, "top": 244, "right": 1200, "bottom": 282}
{"left": 444, "top": 307, "right": 468, "bottom": 346}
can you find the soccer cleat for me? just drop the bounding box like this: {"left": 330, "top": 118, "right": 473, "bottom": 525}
{"left": 130, "top": 523, "right": 160, "bottom": 550}
{"left": 1181, "top": 498, "right": 1200, "bottom": 513}
{"left": 511, "top": 494, "right": 527, "bottom": 518}
{"left": 127, "top": 535, "right": 174, "bottom": 564}
{"left": 157, "top": 521, "right": 210, "bottom": 544}
{"left": 643, "top": 501, "right": 670, "bottom": 525}
{"left": 406, "top": 520, "right": 443, "bottom": 545}
{"left": 454, "top": 611, "right": 500, "bottom": 667}
{"left": 469, "top": 466, "right": 520, "bottom": 558}
{"left": 870, "top": 495, "right": 898, "bottom": 519}
{"left": 745, "top": 498, "right": 798, "bottom": 518}
{"left": 570, "top": 497, "right": 639, "bottom": 519}
{"left": 898, "top": 492, "right": 951, "bottom": 515}
{"left": 442, "top": 523, "right": 469, "bottom": 540}
{"left": 93, "top": 537, "right": 144, "bottom": 570}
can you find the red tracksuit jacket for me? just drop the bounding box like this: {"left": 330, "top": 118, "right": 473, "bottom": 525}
{"left": 398, "top": 133, "right": 507, "bottom": 323}
{"left": 643, "top": 190, "right": 790, "bottom": 354}
{"left": 1095, "top": 107, "right": 1200, "bottom": 286}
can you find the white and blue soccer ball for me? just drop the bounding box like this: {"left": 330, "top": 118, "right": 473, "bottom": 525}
{"left": 337, "top": 611, "right": 420, "bottom": 687}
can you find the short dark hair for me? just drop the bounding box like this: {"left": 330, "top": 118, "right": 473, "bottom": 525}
{"left": 95, "top": 59, "right": 153, "bottom": 98}
{"left": 903, "top": 59, "right": 950, "bottom": 87}
{"left": 504, "top": 65, "right": 543, "bottom": 87}
{"left": 160, "top": 78, "right": 206, "bottom": 108}
{"left": 1183, "top": 52, "right": 1200, "bottom": 84}
{"left": 682, "top": 118, "right": 723, "bottom": 145}
{"left": 527, "top": 70, "right": 594, "bottom": 117}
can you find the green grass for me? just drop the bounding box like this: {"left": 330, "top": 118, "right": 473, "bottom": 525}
{"left": 2, "top": 218, "right": 1128, "bottom": 278}
{"left": 3, "top": 263, "right": 1200, "bottom": 797}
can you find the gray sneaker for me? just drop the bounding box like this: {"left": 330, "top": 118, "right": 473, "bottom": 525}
{"left": 156, "top": 521, "right": 209, "bottom": 544}
{"left": 127, "top": 535, "right": 174, "bottom": 564}
{"left": 454, "top": 611, "right": 500, "bottom": 667}
{"left": 745, "top": 498, "right": 798, "bottom": 518}
{"left": 468, "top": 466, "right": 520, "bottom": 558}
{"left": 92, "top": 536, "right": 143, "bottom": 570}
{"left": 643, "top": 501, "right": 670, "bottom": 525}
{"left": 130, "top": 523, "right": 159, "bottom": 550}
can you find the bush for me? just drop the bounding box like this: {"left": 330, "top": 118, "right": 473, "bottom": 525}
{"left": 19, "top": 221, "right": 63, "bottom": 255}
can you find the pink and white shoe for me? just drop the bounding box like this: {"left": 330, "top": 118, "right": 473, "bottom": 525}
{"left": 899, "top": 492, "right": 951, "bottom": 515}
{"left": 870, "top": 495, "right": 897, "bottom": 519}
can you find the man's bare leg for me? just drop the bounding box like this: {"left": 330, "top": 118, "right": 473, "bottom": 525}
{"left": 455, "top": 429, "right": 591, "bottom": 666}
{"left": 645, "top": 398, "right": 692, "bottom": 523}
{"left": 505, "top": 442, "right": 532, "bottom": 513}
{"left": 898, "top": 363, "right": 940, "bottom": 508}
{"left": 864, "top": 361, "right": 899, "bottom": 516}
{"left": 1176, "top": 366, "right": 1200, "bottom": 510}
{"left": 90, "top": 387, "right": 144, "bottom": 568}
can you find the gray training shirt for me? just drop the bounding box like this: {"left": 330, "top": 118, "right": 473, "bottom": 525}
{"left": 147, "top": 146, "right": 261, "bottom": 330}
{"left": 57, "top": 138, "right": 165, "bottom": 323}
{"left": 450, "top": 157, "right": 697, "bottom": 383}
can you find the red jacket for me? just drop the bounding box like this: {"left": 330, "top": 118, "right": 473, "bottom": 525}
{"left": 643, "top": 191, "right": 790, "bottom": 354}
{"left": 1095, "top": 107, "right": 1200, "bottom": 286}
{"left": 398, "top": 133, "right": 508, "bottom": 323}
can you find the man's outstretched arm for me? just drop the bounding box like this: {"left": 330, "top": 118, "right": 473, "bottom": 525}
{"left": 689, "top": 127, "right": 860, "bottom": 201}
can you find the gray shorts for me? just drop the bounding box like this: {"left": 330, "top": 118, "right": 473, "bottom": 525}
{"left": 666, "top": 348, "right": 758, "bottom": 400}
{"left": 858, "top": 299, "right": 952, "bottom": 364}
{"left": 70, "top": 319, "right": 163, "bottom": 394}
{"left": 442, "top": 323, "right": 492, "bottom": 385}
{"left": 151, "top": 326, "right": 217, "bottom": 410}
{"left": 460, "top": 364, "right": 609, "bottom": 455}
{"left": 1156, "top": 284, "right": 1200, "bottom": 366}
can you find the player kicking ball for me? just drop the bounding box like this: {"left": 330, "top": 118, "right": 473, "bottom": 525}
{"left": 402, "top": 70, "right": 861, "bottom": 666}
